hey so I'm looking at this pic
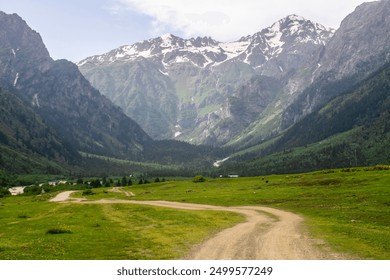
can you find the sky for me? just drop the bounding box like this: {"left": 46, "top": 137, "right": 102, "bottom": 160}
{"left": 0, "top": 0, "right": 375, "bottom": 62}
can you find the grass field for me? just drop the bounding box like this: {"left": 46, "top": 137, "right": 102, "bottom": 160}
{"left": 0, "top": 195, "right": 242, "bottom": 259}
{"left": 1, "top": 167, "right": 389, "bottom": 259}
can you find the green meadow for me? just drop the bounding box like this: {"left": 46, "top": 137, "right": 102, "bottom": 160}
{"left": 0, "top": 195, "right": 241, "bottom": 259}
{"left": 1, "top": 167, "right": 389, "bottom": 259}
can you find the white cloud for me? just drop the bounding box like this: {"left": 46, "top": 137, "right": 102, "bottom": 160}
{"left": 118, "top": 0, "right": 373, "bottom": 41}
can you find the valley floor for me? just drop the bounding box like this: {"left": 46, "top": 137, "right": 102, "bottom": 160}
{"left": 50, "top": 191, "right": 346, "bottom": 260}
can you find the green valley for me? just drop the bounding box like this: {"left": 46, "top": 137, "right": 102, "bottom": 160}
{"left": 1, "top": 167, "right": 389, "bottom": 259}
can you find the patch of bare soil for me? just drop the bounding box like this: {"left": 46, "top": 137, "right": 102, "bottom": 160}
{"left": 49, "top": 191, "right": 81, "bottom": 202}
{"left": 110, "top": 187, "right": 135, "bottom": 197}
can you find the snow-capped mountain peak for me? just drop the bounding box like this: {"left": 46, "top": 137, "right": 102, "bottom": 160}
{"left": 77, "top": 15, "right": 334, "bottom": 70}
{"left": 235, "top": 15, "right": 334, "bottom": 69}
{"left": 264, "top": 14, "right": 333, "bottom": 47}
{"left": 160, "top": 33, "right": 174, "bottom": 43}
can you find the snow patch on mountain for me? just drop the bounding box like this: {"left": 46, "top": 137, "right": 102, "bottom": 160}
{"left": 32, "top": 93, "right": 40, "bottom": 107}
{"left": 78, "top": 15, "right": 333, "bottom": 72}
{"left": 13, "top": 72, "right": 19, "bottom": 86}
{"left": 220, "top": 40, "right": 251, "bottom": 59}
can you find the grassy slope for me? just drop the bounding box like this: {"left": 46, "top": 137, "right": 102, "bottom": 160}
{"left": 1, "top": 167, "right": 389, "bottom": 259}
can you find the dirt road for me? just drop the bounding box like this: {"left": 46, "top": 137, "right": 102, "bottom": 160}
{"left": 50, "top": 191, "right": 344, "bottom": 260}
{"left": 49, "top": 191, "right": 79, "bottom": 202}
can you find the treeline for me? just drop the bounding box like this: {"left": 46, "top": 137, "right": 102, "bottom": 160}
{"left": 143, "top": 139, "right": 231, "bottom": 167}
{"left": 3, "top": 174, "right": 170, "bottom": 197}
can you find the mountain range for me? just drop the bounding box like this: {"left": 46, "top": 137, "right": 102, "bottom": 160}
{"left": 0, "top": 11, "right": 221, "bottom": 176}
{"left": 1, "top": 0, "right": 390, "bottom": 177}
{"left": 79, "top": 0, "right": 390, "bottom": 153}
{"left": 78, "top": 14, "right": 335, "bottom": 146}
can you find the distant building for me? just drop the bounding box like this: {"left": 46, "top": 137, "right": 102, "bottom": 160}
{"left": 48, "top": 180, "right": 67, "bottom": 186}
{"left": 9, "top": 187, "right": 25, "bottom": 195}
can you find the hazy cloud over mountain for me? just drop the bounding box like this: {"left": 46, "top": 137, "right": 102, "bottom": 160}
{"left": 117, "top": 0, "right": 372, "bottom": 41}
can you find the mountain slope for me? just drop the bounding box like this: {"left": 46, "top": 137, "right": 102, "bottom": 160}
{"left": 318, "top": 0, "right": 390, "bottom": 79}
{"left": 0, "top": 11, "right": 151, "bottom": 170}
{"left": 0, "top": 11, "right": 229, "bottom": 175}
{"left": 0, "top": 88, "right": 76, "bottom": 173}
{"left": 222, "top": 62, "right": 390, "bottom": 175}
{"left": 20, "top": 59, "right": 152, "bottom": 158}
{"left": 278, "top": 63, "right": 390, "bottom": 151}
{"left": 282, "top": 0, "right": 390, "bottom": 129}
{"left": 79, "top": 15, "right": 334, "bottom": 145}
{"left": 79, "top": 58, "right": 178, "bottom": 139}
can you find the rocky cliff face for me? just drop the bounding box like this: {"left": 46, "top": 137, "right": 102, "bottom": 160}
{"left": 317, "top": 0, "right": 390, "bottom": 79}
{"left": 0, "top": 12, "right": 52, "bottom": 87}
{"left": 0, "top": 11, "right": 151, "bottom": 161}
{"left": 79, "top": 15, "right": 333, "bottom": 146}
{"left": 235, "top": 15, "right": 333, "bottom": 76}
{"left": 282, "top": 0, "right": 390, "bottom": 129}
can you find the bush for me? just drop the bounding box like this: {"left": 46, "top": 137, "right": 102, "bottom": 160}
{"left": 17, "top": 214, "right": 30, "bottom": 219}
{"left": 193, "top": 175, "right": 206, "bottom": 183}
{"left": 363, "top": 165, "right": 390, "bottom": 171}
{"left": 90, "top": 179, "right": 101, "bottom": 188}
{"left": 46, "top": 228, "right": 73, "bottom": 234}
{"left": 23, "top": 186, "right": 42, "bottom": 195}
{"left": 82, "top": 189, "right": 95, "bottom": 196}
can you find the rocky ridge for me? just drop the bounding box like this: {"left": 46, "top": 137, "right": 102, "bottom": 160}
{"left": 0, "top": 11, "right": 152, "bottom": 163}
{"left": 79, "top": 15, "right": 334, "bottom": 145}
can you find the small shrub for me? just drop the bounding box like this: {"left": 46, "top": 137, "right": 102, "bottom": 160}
{"left": 17, "top": 214, "right": 30, "bottom": 219}
{"left": 46, "top": 228, "right": 73, "bottom": 234}
{"left": 193, "top": 175, "right": 206, "bottom": 183}
{"left": 342, "top": 168, "right": 360, "bottom": 173}
{"left": 363, "top": 165, "right": 390, "bottom": 171}
{"left": 318, "top": 169, "right": 336, "bottom": 174}
{"left": 82, "top": 189, "right": 95, "bottom": 196}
